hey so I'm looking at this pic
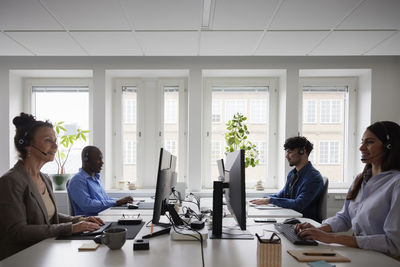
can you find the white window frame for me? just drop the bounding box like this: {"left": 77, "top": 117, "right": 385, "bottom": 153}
{"left": 203, "top": 77, "right": 279, "bottom": 189}
{"left": 319, "top": 99, "right": 342, "bottom": 124}
{"left": 303, "top": 99, "right": 317, "bottom": 124}
{"left": 113, "top": 78, "right": 187, "bottom": 189}
{"left": 300, "top": 77, "right": 357, "bottom": 189}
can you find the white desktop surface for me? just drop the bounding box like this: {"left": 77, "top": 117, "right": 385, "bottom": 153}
{"left": 1, "top": 217, "right": 398, "bottom": 267}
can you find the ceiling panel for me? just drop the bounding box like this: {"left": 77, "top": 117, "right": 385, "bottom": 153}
{"left": 212, "top": 0, "right": 280, "bottom": 30}
{"left": 71, "top": 32, "right": 142, "bottom": 55}
{"left": 121, "top": 0, "right": 202, "bottom": 30}
{"left": 255, "top": 31, "right": 328, "bottom": 55}
{"left": 310, "top": 31, "right": 396, "bottom": 55}
{"left": 0, "top": 0, "right": 62, "bottom": 30}
{"left": 200, "top": 31, "right": 262, "bottom": 56}
{"left": 0, "top": 33, "right": 32, "bottom": 55}
{"left": 41, "top": 0, "right": 130, "bottom": 30}
{"left": 366, "top": 32, "right": 400, "bottom": 55}
{"left": 270, "top": 0, "right": 360, "bottom": 30}
{"left": 7, "top": 32, "right": 86, "bottom": 55}
{"left": 135, "top": 31, "right": 198, "bottom": 56}
{"left": 338, "top": 0, "right": 400, "bottom": 30}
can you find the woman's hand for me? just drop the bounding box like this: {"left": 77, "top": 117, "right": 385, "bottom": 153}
{"left": 72, "top": 221, "right": 100, "bottom": 234}
{"left": 297, "top": 227, "right": 335, "bottom": 244}
{"left": 84, "top": 216, "right": 104, "bottom": 225}
{"left": 250, "top": 198, "right": 269, "bottom": 205}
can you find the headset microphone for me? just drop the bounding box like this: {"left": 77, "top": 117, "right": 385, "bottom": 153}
{"left": 31, "top": 145, "right": 48, "bottom": 156}
{"left": 361, "top": 151, "right": 384, "bottom": 161}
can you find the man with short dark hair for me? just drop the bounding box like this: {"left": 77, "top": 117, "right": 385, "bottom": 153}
{"left": 67, "top": 146, "right": 133, "bottom": 216}
{"left": 251, "top": 136, "right": 323, "bottom": 221}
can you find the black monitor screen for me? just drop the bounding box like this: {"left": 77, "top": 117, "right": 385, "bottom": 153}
{"left": 224, "top": 150, "right": 246, "bottom": 230}
{"left": 152, "top": 148, "right": 177, "bottom": 225}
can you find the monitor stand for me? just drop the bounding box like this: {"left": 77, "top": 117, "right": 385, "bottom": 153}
{"left": 209, "top": 228, "right": 253, "bottom": 240}
{"left": 211, "top": 181, "right": 254, "bottom": 240}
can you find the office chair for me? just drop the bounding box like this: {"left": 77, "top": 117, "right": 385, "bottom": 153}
{"left": 315, "top": 177, "right": 329, "bottom": 223}
{"left": 65, "top": 179, "right": 75, "bottom": 216}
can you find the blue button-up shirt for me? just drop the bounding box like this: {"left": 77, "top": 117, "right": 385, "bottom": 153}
{"left": 67, "top": 168, "right": 117, "bottom": 216}
{"left": 324, "top": 170, "right": 400, "bottom": 258}
{"left": 269, "top": 161, "right": 323, "bottom": 221}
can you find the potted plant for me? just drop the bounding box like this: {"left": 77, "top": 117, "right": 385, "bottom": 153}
{"left": 225, "top": 113, "right": 260, "bottom": 168}
{"left": 50, "top": 121, "right": 89, "bottom": 190}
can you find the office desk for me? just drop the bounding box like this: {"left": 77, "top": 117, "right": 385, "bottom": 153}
{"left": 1, "top": 217, "right": 398, "bottom": 267}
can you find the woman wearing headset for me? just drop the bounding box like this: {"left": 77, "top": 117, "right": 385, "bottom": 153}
{"left": 296, "top": 121, "right": 400, "bottom": 259}
{"left": 0, "top": 113, "right": 103, "bottom": 260}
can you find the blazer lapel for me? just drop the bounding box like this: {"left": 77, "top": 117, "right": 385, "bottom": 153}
{"left": 15, "top": 161, "right": 50, "bottom": 224}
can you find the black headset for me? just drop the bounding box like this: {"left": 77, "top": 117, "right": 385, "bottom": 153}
{"left": 298, "top": 148, "right": 305, "bottom": 155}
{"left": 83, "top": 152, "right": 89, "bottom": 162}
{"left": 379, "top": 122, "right": 392, "bottom": 150}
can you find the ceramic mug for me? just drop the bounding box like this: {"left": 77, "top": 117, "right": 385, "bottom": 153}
{"left": 101, "top": 228, "right": 127, "bottom": 250}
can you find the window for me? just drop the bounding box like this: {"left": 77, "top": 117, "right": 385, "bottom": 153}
{"left": 250, "top": 100, "right": 267, "bottom": 123}
{"left": 203, "top": 78, "right": 278, "bottom": 189}
{"left": 225, "top": 99, "right": 247, "bottom": 122}
{"left": 303, "top": 99, "right": 316, "bottom": 123}
{"left": 27, "top": 79, "right": 90, "bottom": 175}
{"left": 253, "top": 141, "right": 267, "bottom": 164}
{"left": 319, "top": 141, "right": 339, "bottom": 164}
{"left": 301, "top": 78, "right": 357, "bottom": 187}
{"left": 123, "top": 99, "right": 136, "bottom": 124}
{"left": 121, "top": 86, "right": 138, "bottom": 183}
{"left": 123, "top": 140, "right": 136, "bottom": 164}
{"left": 113, "top": 78, "right": 187, "bottom": 189}
{"left": 320, "top": 100, "right": 341, "bottom": 123}
{"left": 211, "top": 141, "right": 223, "bottom": 164}
{"left": 212, "top": 100, "right": 222, "bottom": 123}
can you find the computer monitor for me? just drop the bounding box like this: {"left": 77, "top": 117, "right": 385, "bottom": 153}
{"left": 152, "top": 148, "right": 182, "bottom": 226}
{"left": 210, "top": 150, "right": 252, "bottom": 239}
{"left": 216, "top": 159, "right": 225, "bottom": 181}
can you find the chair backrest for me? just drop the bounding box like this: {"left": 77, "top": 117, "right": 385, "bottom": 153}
{"left": 315, "top": 177, "right": 329, "bottom": 223}
{"left": 65, "top": 179, "right": 75, "bottom": 216}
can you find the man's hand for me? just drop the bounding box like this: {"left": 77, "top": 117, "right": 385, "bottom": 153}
{"left": 116, "top": 196, "right": 134, "bottom": 206}
{"left": 250, "top": 198, "right": 270, "bottom": 205}
{"left": 85, "top": 216, "right": 105, "bottom": 225}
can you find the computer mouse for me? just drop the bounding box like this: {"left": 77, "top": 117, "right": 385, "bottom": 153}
{"left": 283, "top": 218, "right": 301, "bottom": 225}
{"left": 128, "top": 204, "right": 139, "bottom": 209}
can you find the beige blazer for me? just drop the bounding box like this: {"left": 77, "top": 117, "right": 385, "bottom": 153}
{"left": 0, "top": 161, "right": 81, "bottom": 260}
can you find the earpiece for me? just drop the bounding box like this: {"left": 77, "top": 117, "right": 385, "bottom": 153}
{"left": 379, "top": 122, "right": 392, "bottom": 150}
{"left": 298, "top": 148, "right": 304, "bottom": 155}
{"left": 83, "top": 152, "right": 89, "bottom": 162}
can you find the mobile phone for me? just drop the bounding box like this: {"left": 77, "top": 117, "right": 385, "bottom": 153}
{"left": 254, "top": 218, "right": 277, "bottom": 223}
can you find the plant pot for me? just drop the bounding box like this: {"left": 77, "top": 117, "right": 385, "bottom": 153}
{"left": 50, "top": 174, "right": 71, "bottom": 191}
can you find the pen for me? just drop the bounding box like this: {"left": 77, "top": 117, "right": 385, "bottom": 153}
{"left": 303, "top": 252, "right": 336, "bottom": 256}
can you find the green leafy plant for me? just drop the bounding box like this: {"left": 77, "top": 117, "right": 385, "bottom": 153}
{"left": 225, "top": 113, "right": 260, "bottom": 168}
{"left": 54, "top": 121, "right": 89, "bottom": 174}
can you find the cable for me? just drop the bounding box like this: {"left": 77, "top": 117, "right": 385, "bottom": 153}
{"left": 166, "top": 214, "right": 205, "bottom": 267}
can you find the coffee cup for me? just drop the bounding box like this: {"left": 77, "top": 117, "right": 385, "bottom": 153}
{"left": 101, "top": 228, "right": 127, "bottom": 250}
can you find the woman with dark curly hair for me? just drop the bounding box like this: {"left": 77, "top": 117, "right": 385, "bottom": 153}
{"left": 296, "top": 121, "right": 400, "bottom": 259}
{"left": 0, "top": 113, "right": 103, "bottom": 260}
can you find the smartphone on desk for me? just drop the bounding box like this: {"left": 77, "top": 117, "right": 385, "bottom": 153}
{"left": 254, "top": 218, "right": 277, "bottom": 223}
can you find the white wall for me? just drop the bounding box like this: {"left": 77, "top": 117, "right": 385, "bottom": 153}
{"left": 0, "top": 56, "right": 399, "bottom": 190}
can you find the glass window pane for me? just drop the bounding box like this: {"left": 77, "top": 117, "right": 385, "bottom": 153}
{"left": 32, "top": 86, "right": 89, "bottom": 175}
{"left": 211, "top": 86, "right": 268, "bottom": 185}
{"left": 163, "top": 86, "right": 180, "bottom": 175}
{"left": 212, "top": 100, "right": 222, "bottom": 123}
{"left": 303, "top": 99, "right": 316, "bottom": 123}
{"left": 122, "top": 86, "right": 137, "bottom": 182}
{"left": 303, "top": 86, "right": 347, "bottom": 183}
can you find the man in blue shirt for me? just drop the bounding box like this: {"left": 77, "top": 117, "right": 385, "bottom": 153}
{"left": 251, "top": 136, "right": 323, "bottom": 221}
{"left": 67, "top": 146, "right": 133, "bottom": 216}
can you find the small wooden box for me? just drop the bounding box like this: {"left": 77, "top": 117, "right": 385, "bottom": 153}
{"left": 256, "top": 233, "right": 281, "bottom": 267}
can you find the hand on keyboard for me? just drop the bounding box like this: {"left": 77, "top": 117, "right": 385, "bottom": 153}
{"left": 72, "top": 221, "right": 101, "bottom": 234}
{"left": 274, "top": 223, "right": 318, "bottom": 246}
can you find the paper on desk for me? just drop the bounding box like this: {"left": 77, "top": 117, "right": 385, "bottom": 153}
{"left": 287, "top": 249, "right": 350, "bottom": 263}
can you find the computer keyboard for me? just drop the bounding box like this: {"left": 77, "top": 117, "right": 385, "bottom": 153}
{"left": 81, "top": 222, "right": 112, "bottom": 236}
{"left": 274, "top": 223, "right": 318, "bottom": 246}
